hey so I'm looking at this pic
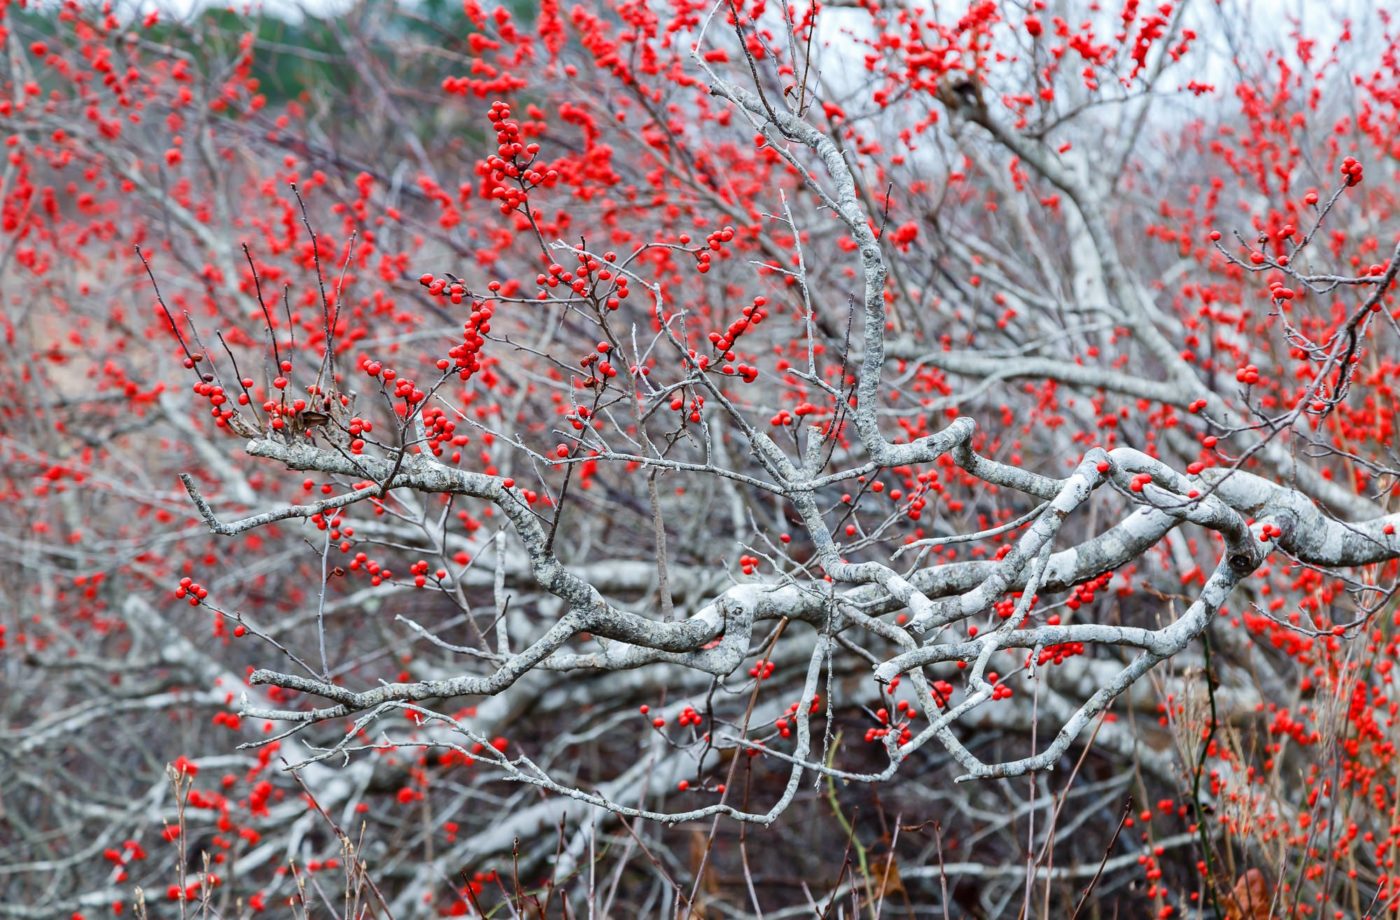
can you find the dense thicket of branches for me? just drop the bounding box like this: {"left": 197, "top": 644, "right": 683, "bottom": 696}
{"left": 4, "top": 0, "right": 1400, "bottom": 916}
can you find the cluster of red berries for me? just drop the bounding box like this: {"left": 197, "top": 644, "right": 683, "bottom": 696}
{"left": 247, "top": 778, "right": 277, "bottom": 818}
{"left": 708, "top": 296, "right": 767, "bottom": 354}
{"left": 564, "top": 404, "right": 592, "bottom": 432}
{"left": 991, "top": 590, "right": 1026, "bottom": 620}
{"left": 438, "top": 748, "right": 476, "bottom": 769}
{"left": 893, "top": 699, "right": 921, "bottom": 722}
{"left": 864, "top": 706, "right": 914, "bottom": 746}
{"left": 101, "top": 839, "right": 147, "bottom": 884}
{"left": 444, "top": 307, "right": 493, "bottom": 371}
{"left": 482, "top": 101, "right": 556, "bottom": 213}
{"left": 1037, "top": 641, "right": 1086, "bottom": 667}
{"left": 794, "top": 401, "right": 827, "bottom": 419}
{"left": 347, "top": 552, "right": 393, "bottom": 586}
{"left": 436, "top": 296, "right": 494, "bottom": 382}
{"left": 1235, "top": 363, "right": 1261, "bottom": 385}
{"left": 688, "top": 225, "right": 735, "bottom": 273}
{"left": 1341, "top": 156, "right": 1364, "bottom": 186}
{"left": 409, "top": 560, "right": 447, "bottom": 588}
{"left": 174, "top": 577, "right": 208, "bottom": 606}
{"left": 337, "top": 413, "right": 373, "bottom": 455}
{"left": 774, "top": 696, "right": 820, "bottom": 738}
{"left": 386, "top": 373, "right": 425, "bottom": 406}
{"left": 578, "top": 341, "right": 618, "bottom": 389}
{"left": 419, "top": 272, "right": 469, "bottom": 303}
{"left": 419, "top": 405, "right": 469, "bottom": 460}
{"left": 1268, "top": 278, "right": 1296, "bottom": 303}
{"left": 739, "top": 553, "right": 760, "bottom": 575}
{"left": 575, "top": 249, "right": 627, "bottom": 295}
{"left": 1065, "top": 572, "right": 1114, "bottom": 610}
{"left": 261, "top": 395, "right": 314, "bottom": 430}
{"left": 185, "top": 352, "right": 261, "bottom": 430}
{"left": 211, "top": 710, "right": 242, "bottom": 731}
{"left": 165, "top": 879, "right": 217, "bottom": 902}
{"left": 711, "top": 302, "right": 767, "bottom": 381}
{"left": 309, "top": 509, "right": 352, "bottom": 552}
{"left": 749, "top": 659, "right": 776, "bottom": 680}
{"left": 668, "top": 390, "right": 705, "bottom": 422}
{"left": 536, "top": 250, "right": 632, "bottom": 309}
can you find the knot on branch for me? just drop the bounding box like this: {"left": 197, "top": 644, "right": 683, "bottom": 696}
{"left": 1226, "top": 552, "right": 1257, "bottom": 575}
